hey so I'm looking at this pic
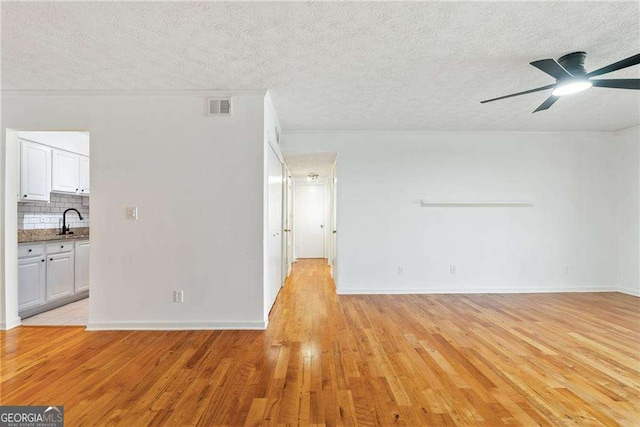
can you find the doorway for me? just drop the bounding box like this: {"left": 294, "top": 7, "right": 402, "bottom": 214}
{"left": 10, "top": 131, "right": 91, "bottom": 326}
{"left": 282, "top": 152, "right": 337, "bottom": 275}
{"left": 283, "top": 172, "right": 293, "bottom": 277}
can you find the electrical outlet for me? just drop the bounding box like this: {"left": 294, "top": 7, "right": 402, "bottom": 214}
{"left": 450, "top": 265, "right": 457, "bottom": 275}
{"left": 40, "top": 215, "right": 46, "bottom": 223}
{"left": 397, "top": 267, "right": 403, "bottom": 275}
{"left": 173, "top": 290, "right": 184, "bottom": 303}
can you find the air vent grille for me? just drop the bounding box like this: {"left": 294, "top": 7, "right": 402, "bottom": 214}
{"left": 208, "top": 98, "right": 232, "bottom": 116}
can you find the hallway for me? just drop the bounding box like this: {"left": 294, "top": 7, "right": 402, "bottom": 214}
{"left": 1, "top": 259, "right": 638, "bottom": 425}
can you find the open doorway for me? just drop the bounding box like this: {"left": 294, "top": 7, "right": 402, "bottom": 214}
{"left": 282, "top": 152, "right": 337, "bottom": 279}
{"left": 13, "top": 131, "right": 90, "bottom": 326}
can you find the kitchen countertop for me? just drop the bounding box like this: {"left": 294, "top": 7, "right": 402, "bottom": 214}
{"left": 18, "top": 227, "right": 90, "bottom": 244}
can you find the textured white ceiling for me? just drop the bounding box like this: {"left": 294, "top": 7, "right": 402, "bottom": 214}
{"left": 283, "top": 152, "right": 337, "bottom": 178}
{"left": 2, "top": 1, "right": 639, "bottom": 131}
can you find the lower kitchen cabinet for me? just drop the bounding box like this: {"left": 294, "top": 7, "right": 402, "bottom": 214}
{"left": 46, "top": 251, "right": 75, "bottom": 301}
{"left": 18, "top": 256, "right": 46, "bottom": 312}
{"left": 18, "top": 239, "right": 89, "bottom": 317}
{"left": 75, "top": 240, "right": 90, "bottom": 292}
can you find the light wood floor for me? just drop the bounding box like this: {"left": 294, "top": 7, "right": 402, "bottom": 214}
{"left": 1, "top": 259, "right": 639, "bottom": 425}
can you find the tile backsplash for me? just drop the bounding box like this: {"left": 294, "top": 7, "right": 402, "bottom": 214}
{"left": 18, "top": 194, "right": 89, "bottom": 230}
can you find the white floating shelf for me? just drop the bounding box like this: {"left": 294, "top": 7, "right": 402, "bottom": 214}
{"left": 420, "top": 200, "right": 534, "bottom": 208}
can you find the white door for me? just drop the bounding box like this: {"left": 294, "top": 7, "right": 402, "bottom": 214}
{"left": 266, "top": 145, "right": 283, "bottom": 313}
{"left": 295, "top": 185, "right": 325, "bottom": 258}
{"left": 52, "top": 149, "right": 80, "bottom": 194}
{"left": 79, "top": 156, "right": 90, "bottom": 196}
{"left": 284, "top": 174, "right": 293, "bottom": 276}
{"left": 20, "top": 140, "right": 51, "bottom": 202}
{"left": 47, "top": 252, "right": 75, "bottom": 301}
{"left": 18, "top": 256, "right": 46, "bottom": 312}
{"left": 329, "top": 168, "right": 338, "bottom": 276}
{"left": 75, "top": 240, "right": 90, "bottom": 292}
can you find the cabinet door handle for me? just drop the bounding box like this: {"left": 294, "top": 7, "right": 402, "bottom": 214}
{"left": 60, "top": 245, "right": 64, "bottom": 248}
{"left": 28, "top": 249, "right": 32, "bottom": 252}
{"left": 41, "top": 259, "right": 45, "bottom": 262}
{"left": 76, "top": 188, "right": 79, "bottom": 191}
{"left": 23, "top": 195, "right": 27, "bottom": 198}
{"left": 49, "top": 258, "right": 53, "bottom": 261}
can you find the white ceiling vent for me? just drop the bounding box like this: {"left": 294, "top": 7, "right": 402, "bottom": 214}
{"left": 208, "top": 98, "right": 232, "bottom": 116}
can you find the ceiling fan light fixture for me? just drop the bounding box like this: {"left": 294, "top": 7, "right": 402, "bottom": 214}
{"left": 551, "top": 79, "right": 592, "bottom": 96}
{"left": 480, "top": 52, "right": 640, "bottom": 113}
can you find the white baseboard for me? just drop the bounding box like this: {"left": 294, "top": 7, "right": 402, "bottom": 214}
{"left": 0, "top": 316, "right": 22, "bottom": 330}
{"left": 337, "top": 285, "right": 618, "bottom": 295}
{"left": 618, "top": 287, "right": 640, "bottom": 297}
{"left": 86, "top": 320, "right": 268, "bottom": 331}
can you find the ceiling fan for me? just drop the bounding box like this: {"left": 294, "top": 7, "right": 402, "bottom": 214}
{"left": 481, "top": 52, "right": 640, "bottom": 112}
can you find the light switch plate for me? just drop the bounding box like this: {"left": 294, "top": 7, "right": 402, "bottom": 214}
{"left": 126, "top": 207, "right": 138, "bottom": 220}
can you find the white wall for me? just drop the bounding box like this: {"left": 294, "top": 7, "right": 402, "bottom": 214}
{"left": 0, "top": 122, "right": 3, "bottom": 325}
{"left": 282, "top": 131, "right": 619, "bottom": 294}
{"left": 1, "top": 92, "right": 268, "bottom": 329}
{"left": 0, "top": 128, "right": 4, "bottom": 327}
{"left": 0, "top": 130, "right": 20, "bottom": 329}
{"left": 615, "top": 125, "right": 640, "bottom": 296}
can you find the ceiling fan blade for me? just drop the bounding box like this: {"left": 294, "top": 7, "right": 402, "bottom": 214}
{"left": 533, "top": 95, "right": 559, "bottom": 113}
{"left": 591, "top": 78, "right": 640, "bottom": 90}
{"left": 530, "top": 59, "right": 572, "bottom": 80}
{"left": 480, "top": 84, "right": 555, "bottom": 104}
{"left": 587, "top": 53, "right": 640, "bottom": 77}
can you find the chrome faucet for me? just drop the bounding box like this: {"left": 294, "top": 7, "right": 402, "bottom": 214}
{"left": 61, "top": 208, "right": 84, "bottom": 235}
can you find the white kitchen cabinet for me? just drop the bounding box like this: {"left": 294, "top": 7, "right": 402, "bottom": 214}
{"left": 52, "top": 149, "right": 81, "bottom": 194}
{"left": 20, "top": 140, "right": 51, "bottom": 202}
{"left": 19, "top": 240, "right": 89, "bottom": 317}
{"left": 79, "top": 156, "right": 90, "bottom": 196}
{"left": 46, "top": 251, "right": 75, "bottom": 301}
{"left": 18, "top": 255, "right": 46, "bottom": 312}
{"left": 75, "top": 240, "right": 90, "bottom": 292}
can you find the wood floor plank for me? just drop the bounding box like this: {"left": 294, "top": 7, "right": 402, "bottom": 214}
{"left": 1, "top": 259, "right": 639, "bottom": 425}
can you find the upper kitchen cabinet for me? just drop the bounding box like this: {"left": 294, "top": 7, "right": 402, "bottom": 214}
{"left": 19, "top": 133, "right": 90, "bottom": 202}
{"left": 79, "top": 156, "right": 90, "bottom": 196}
{"left": 52, "top": 149, "right": 81, "bottom": 194}
{"left": 20, "top": 140, "right": 52, "bottom": 202}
